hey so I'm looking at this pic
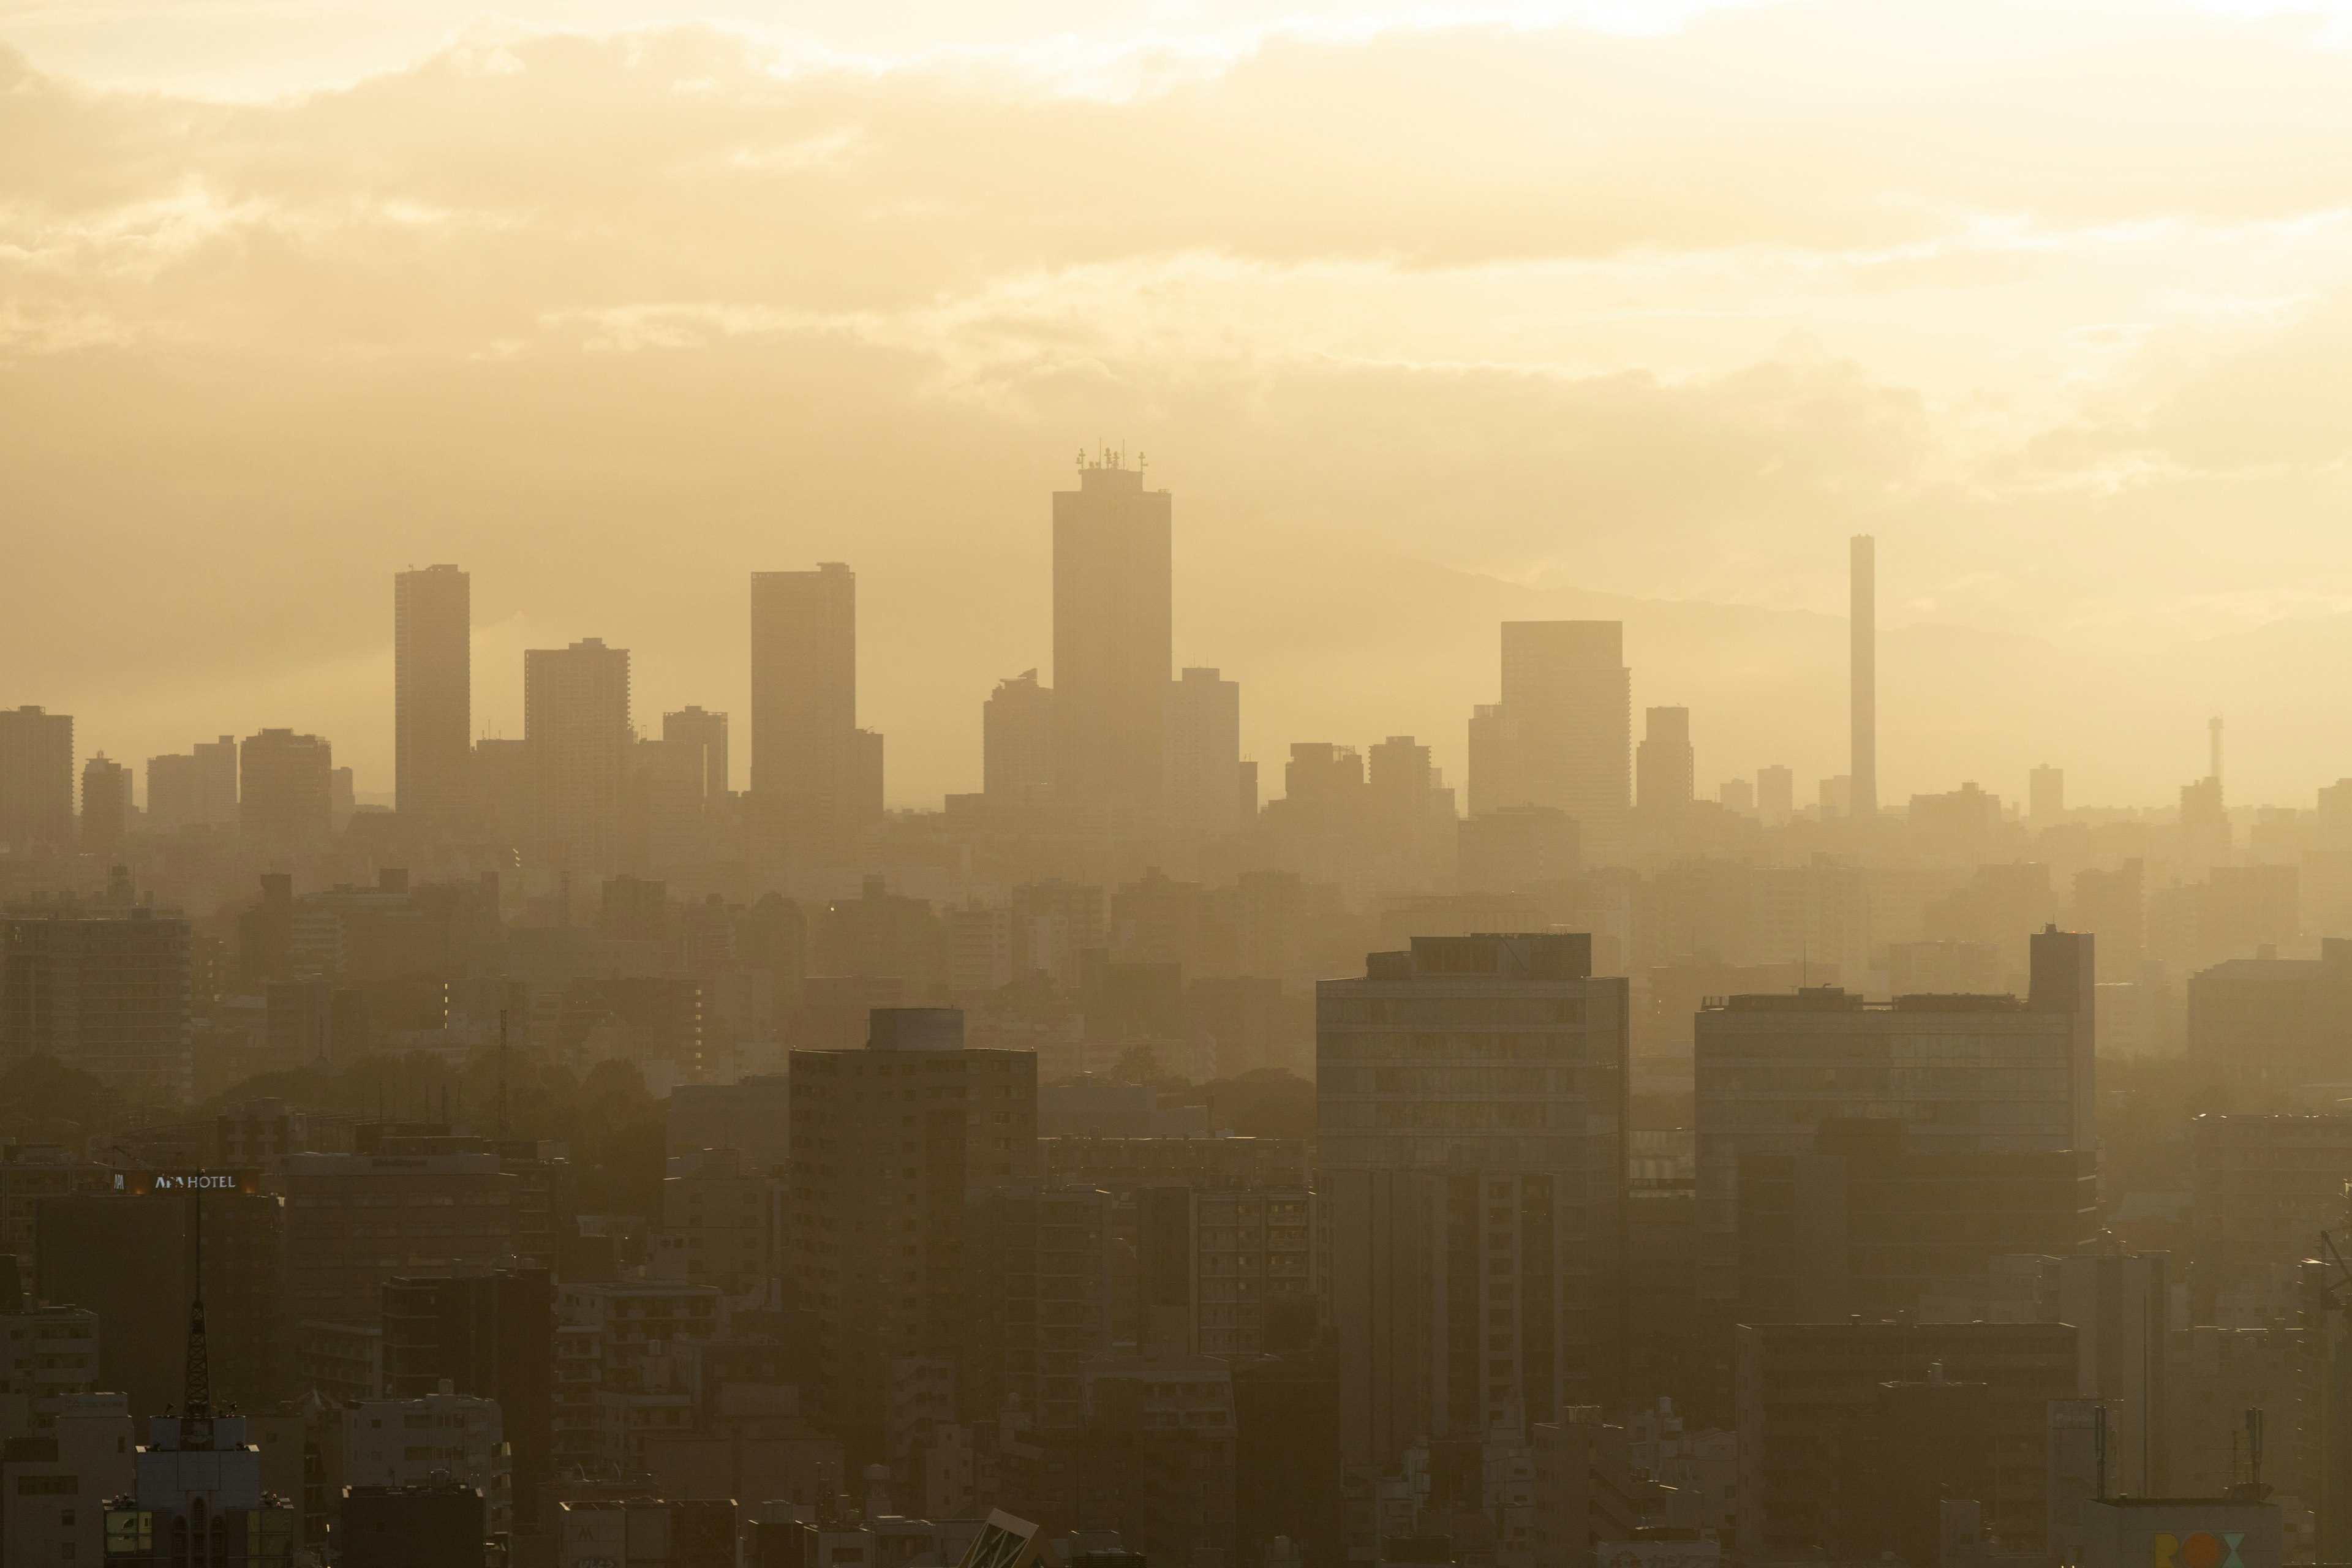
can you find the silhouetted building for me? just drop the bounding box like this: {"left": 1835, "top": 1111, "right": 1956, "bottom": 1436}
{"left": 383, "top": 1268, "right": 552, "bottom": 1537}
{"left": 146, "top": 751, "right": 197, "bottom": 832}
{"left": 282, "top": 1150, "right": 518, "bottom": 1328}
{"left": 1694, "top": 927, "right": 2095, "bottom": 1411}
{"left": 2187, "top": 940, "right": 2352, "bottom": 1086}
{"left": 0, "top": 705, "right": 74, "bottom": 851}
{"left": 0, "top": 901, "right": 192, "bottom": 1102}
{"left": 1135, "top": 1185, "right": 1317, "bottom": 1357}
{"left": 1317, "top": 933, "right": 1629, "bottom": 1477}
{"left": 1757, "top": 764, "right": 1793, "bottom": 825}
{"left": 1735, "top": 1117, "right": 2097, "bottom": 1325}
{"left": 788, "top": 1008, "right": 1036, "bottom": 1466}
{"left": 662, "top": 705, "right": 731, "bottom": 807}
{"left": 2190, "top": 1114, "right": 2352, "bottom": 1325}
{"left": 1736, "top": 1321, "right": 2075, "bottom": 1560}
{"left": 752, "top": 562, "right": 873, "bottom": 863}
{"left": 2030, "top": 763, "right": 2064, "bottom": 826}
{"left": 526, "top": 637, "right": 631, "bottom": 876}
{"left": 394, "top": 564, "right": 471, "bottom": 827}
{"left": 239, "top": 728, "right": 333, "bottom": 843}
{"left": 1635, "top": 707, "right": 1693, "bottom": 813}
{"left": 1054, "top": 449, "right": 1171, "bottom": 807}
{"left": 1457, "top": 806, "right": 1578, "bottom": 894}
{"left": 337, "top": 1479, "right": 488, "bottom": 1568}
{"left": 81, "top": 753, "right": 130, "bottom": 854}
{"left": 1234, "top": 1348, "right": 1343, "bottom": 1568}
{"left": 1851, "top": 534, "right": 1877, "bottom": 820}
{"left": 37, "top": 1187, "right": 288, "bottom": 1420}
{"left": 984, "top": 669, "right": 1056, "bottom": 806}
{"left": 1167, "top": 666, "right": 1243, "bottom": 839}
{"left": 1495, "top": 621, "right": 1630, "bottom": 859}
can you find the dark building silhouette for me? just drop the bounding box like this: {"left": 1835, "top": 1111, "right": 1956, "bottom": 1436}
{"left": 1167, "top": 667, "right": 1243, "bottom": 839}
{"left": 0, "top": 900, "right": 193, "bottom": 1102}
{"left": 1317, "top": 933, "right": 1629, "bottom": 1477}
{"left": 241, "top": 728, "right": 333, "bottom": 843}
{"left": 394, "top": 564, "right": 470, "bottom": 826}
{"left": 1494, "top": 621, "right": 1630, "bottom": 859}
{"left": 524, "top": 637, "right": 630, "bottom": 877}
{"left": 788, "top": 1008, "right": 1036, "bottom": 1466}
{"left": 1234, "top": 1347, "right": 1343, "bottom": 1568}
{"left": 1054, "top": 448, "right": 1171, "bottom": 807}
{"left": 662, "top": 704, "right": 731, "bottom": 808}
{"left": 751, "top": 562, "right": 877, "bottom": 862}
{"left": 0, "top": 704, "right": 74, "bottom": 851}
{"left": 1635, "top": 706, "right": 1693, "bottom": 812}
{"left": 984, "top": 669, "right": 1055, "bottom": 805}
{"left": 80, "top": 752, "right": 129, "bottom": 854}
{"left": 1850, "top": 533, "right": 1877, "bottom": 820}
{"left": 2187, "top": 940, "right": 2352, "bottom": 1085}
{"left": 339, "top": 1479, "right": 487, "bottom": 1568}
{"left": 383, "top": 1268, "right": 553, "bottom": 1540}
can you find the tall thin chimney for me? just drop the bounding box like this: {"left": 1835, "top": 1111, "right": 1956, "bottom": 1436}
{"left": 1850, "top": 534, "right": 1877, "bottom": 819}
{"left": 2209, "top": 715, "right": 2223, "bottom": 786}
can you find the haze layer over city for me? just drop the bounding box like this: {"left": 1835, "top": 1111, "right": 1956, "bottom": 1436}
{"left": 9, "top": 4, "right": 2352, "bottom": 1568}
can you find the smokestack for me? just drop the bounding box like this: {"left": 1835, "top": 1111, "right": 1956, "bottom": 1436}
{"left": 2209, "top": 715, "right": 2223, "bottom": 786}
{"left": 1850, "top": 535, "right": 1877, "bottom": 819}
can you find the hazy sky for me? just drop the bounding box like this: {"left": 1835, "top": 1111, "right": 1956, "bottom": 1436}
{"left": 9, "top": 0, "right": 2352, "bottom": 809}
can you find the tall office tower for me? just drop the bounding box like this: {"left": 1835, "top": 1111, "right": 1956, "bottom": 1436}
{"left": 0, "top": 706, "right": 74, "bottom": 851}
{"left": 1850, "top": 534, "right": 1877, "bottom": 820}
{"left": 0, "top": 903, "right": 192, "bottom": 1102}
{"left": 788, "top": 1008, "right": 1037, "bottom": 1468}
{"left": 1499, "top": 622, "right": 1630, "bottom": 857}
{"left": 1466, "top": 703, "right": 1510, "bottom": 818}
{"left": 660, "top": 705, "right": 729, "bottom": 807}
{"left": 146, "top": 753, "right": 197, "bottom": 832}
{"left": 1053, "top": 448, "right": 1172, "bottom": 806}
{"left": 1756, "top": 763, "right": 1794, "bottom": 824}
{"left": 240, "top": 729, "right": 333, "bottom": 842}
{"left": 394, "top": 564, "right": 471, "bottom": 825}
{"left": 1317, "top": 933, "right": 1629, "bottom": 1476}
{"left": 283, "top": 1148, "right": 519, "bottom": 1327}
{"left": 750, "top": 562, "right": 864, "bottom": 862}
{"left": 984, "top": 669, "right": 1055, "bottom": 805}
{"left": 193, "top": 735, "right": 238, "bottom": 826}
{"left": 383, "top": 1268, "right": 554, "bottom": 1539}
{"left": 524, "top": 637, "right": 630, "bottom": 874}
{"left": 80, "top": 754, "right": 130, "bottom": 854}
{"left": 629, "top": 737, "right": 705, "bottom": 874}
{"left": 1166, "top": 667, "right": 1242, "bottom": 838}
{"left": 1366, "top": 734, "right": 1443, "bottom": 871}
{"left": 2030, "top": 763, "right": 2065, "bottom": 826}
{"left": 1691, "top": 927, "right": 2094, "bottom": 1410}
{"left": 1635, "top": 707, "right": 1694, "bottom": 812}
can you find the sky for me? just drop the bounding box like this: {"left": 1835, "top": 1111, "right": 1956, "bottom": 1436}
{"left": 8, "top": 0, "right": 2352, "bottom": 809}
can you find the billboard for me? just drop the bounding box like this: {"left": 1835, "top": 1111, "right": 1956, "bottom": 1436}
{"left": 112, "top": 1169, "right": 264, "bottom": 1196}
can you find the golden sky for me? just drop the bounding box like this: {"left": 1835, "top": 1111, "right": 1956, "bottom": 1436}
{"left": 8, "top": 1, "right": 2352, "bottom": 809}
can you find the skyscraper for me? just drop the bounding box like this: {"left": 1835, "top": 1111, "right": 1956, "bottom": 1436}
{"left": 660, "top": 706, "right": 729, "bottom": 807}
{"left": 146, "top": 752, "right": 197, "bottom": 833}
{"left": 1497, "top": 621, "right": 1630, "bottom": 856}
{"left": 0, "top": 706, "right": 74, "bottom": 852}
{"left": 1851, "top": 534, "right": 1877, "bottom": 820}
{"left": 984, "top": 670, "right": 1055, "bottom": 805}
{"left": 750, "top": 562, "right": 865, "bottom": 862}
{"left": 1317, "top": 933, "right": 1628, "bottom": 1475}
{"left": 394, "top": 564, "right": 471, "bottom": 826}
{"left": 524, "top": 638, "right": 630, "bottom": 875}
{"left": 80, "top": 754, "right": 130, "bottom": 854}
{"left": 1053, "top": 448, "right": 1171, "bottom": 806}
{"left": 239, "top": 729, "right": 333, "bottom": 843}
{"left": 1165, "top": 666, "right": 1242, "bottom": 838}
{"left": 1635, "top": 706, "right": 1694, "bottom": 812}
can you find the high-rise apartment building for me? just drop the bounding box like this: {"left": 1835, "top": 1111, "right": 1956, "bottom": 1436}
{"left": 0, "top": 706, "right": 74, "bottom": 851}
{"left": 1137, "top": 1185, "right": 1317, "bottom": 1358}
{"left": 1692, "top": 927, "right": 2094, "bottom": 1404}
{"left": 524, "top": 638, "right": 630, "bottom": 874}
{"left": 2030, "top": 763, "right": 2065, "bottom": 825}
{"left": 1495, "top": 622, "right": 1631, "bottom": 858}
{"left": 1851, "top": 534, "right": 1878, "bottom": 820}
{"left": 1053, "top": 450, "right": 1172, "bottom": 806}
{"left": 788, "top": 1008, "right": 1037, "bottom": 1466}
{"left": 1466, "top": 703, "right": 1510, "bottom": 818}
{"left": 984, "top": 670, "right": 1055, "bottom": 805}
{"left": 1755, "top": 764, "right": 1793, "bottom": 825}
{"left": 194, "top": 735, "right": 238, "bottom": 827}
{"left": 1166, "top": 667, "right": 1242, "bottom": 838}
{"left": 1634, "top": 707, "right": 1693, "bottom": 812}
{"left": 80, "top": 753, "right": 130, "bottom": 854}
{"left": 146, "top": 752, "right": 197, "bottom": 832}
{"left": 240, "top": 729, "right": 333, "bottom": 843}
{"left": 394, "top": 564, "right": 471, "bottom": 826}
{"left": 0, "top": 902, "right": 192, "bottom": 1102}
{"left": 751, "top": 563, "right": 870, "bottom": 862}
{"left": 1316, "top": 933, "right": 1629, "bottom": 1474}
{"left": 661, "top": 705, "right": 730, "bottom": 807}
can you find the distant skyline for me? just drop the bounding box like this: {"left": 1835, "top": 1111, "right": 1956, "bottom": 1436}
{"left": 11, "top": 1, "right": 2352, "bottom": 806}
